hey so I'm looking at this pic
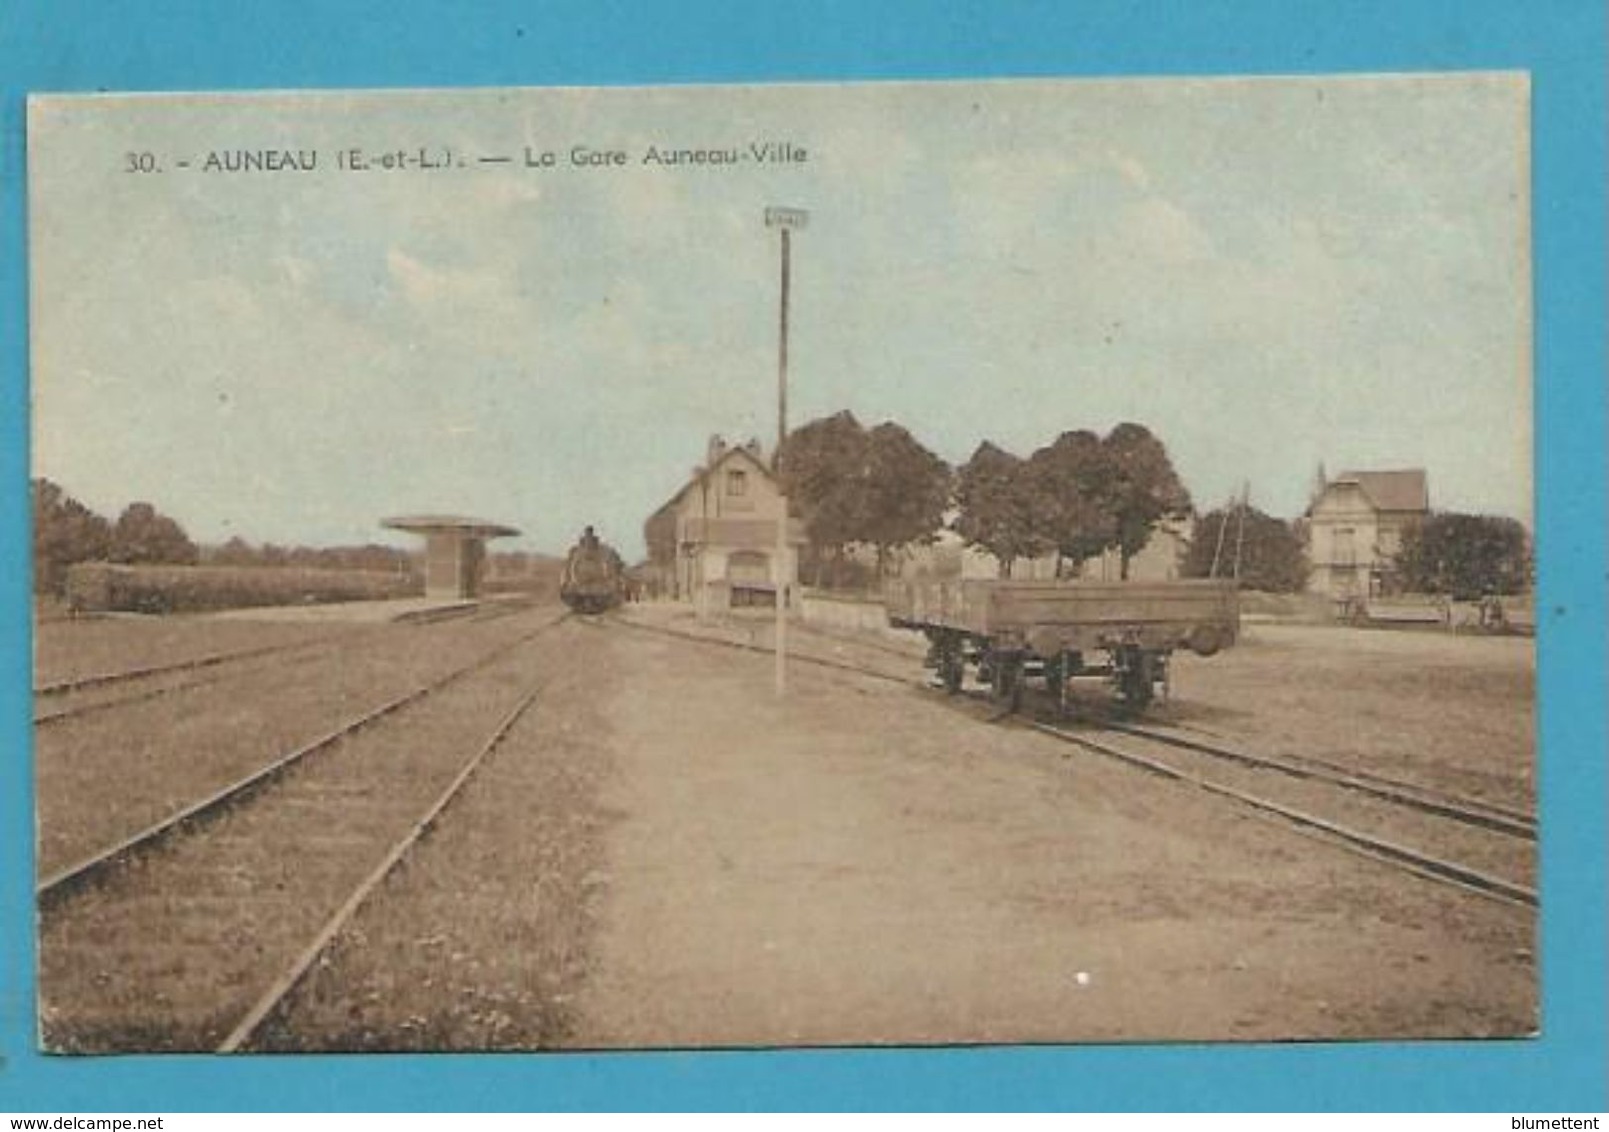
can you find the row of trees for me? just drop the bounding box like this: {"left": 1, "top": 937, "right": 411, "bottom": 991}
{"left": 33, "top": 480, "right": 200, "bottom": 595}
{"left": 1182, "top": 504, "right": 1310, "bottom": 593}
{"left": 773, "top": 412, "right": 1532, "bottom": 597}
{"left": 776, "top": 412, "right": 951, "bottom": 582}
{"left": 206, "top": 537, "right": 412, "bottom": 574}
{"left": 32, "top": 478, "right": 418, "bottom": 598}
{"left": 1182, "top": 506, "right": 1532, "bottom": 597}
{"left": 1395, "top": 513, "right": 1531, "bottom": 598}
{"left": 952, "top": 424, "right": 1193, "bottom": 580}
{"left": 776, "top": 411, "right": 1195, "bottom": 584}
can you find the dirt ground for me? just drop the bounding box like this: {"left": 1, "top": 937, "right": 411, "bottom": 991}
{"left": 1168, "top": 622, "right": 1535, "bottom": 811}
{"left": 564, "top": 610, "right": 1535, "bottom": 1047}
{"left": 32, "top": 601, "right": 1538, "bottom": 1050}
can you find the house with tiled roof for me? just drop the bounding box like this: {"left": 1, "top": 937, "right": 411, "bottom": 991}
{"left": 642, "top": 435, "right": 807, "bottom": 613}
{"left": 1306, "top": 469, "right": 1430, "bottom": 599}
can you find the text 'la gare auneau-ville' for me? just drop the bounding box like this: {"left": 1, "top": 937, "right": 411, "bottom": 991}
{"left": 127, "top": 140, "right": 810, "bottom": 175}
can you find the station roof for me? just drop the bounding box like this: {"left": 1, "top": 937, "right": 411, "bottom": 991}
{"left": 648, "top": 443, "right": 777, "bottom": 521}
{"left": 381, "top": 514, "right": 521, "bottom": 538}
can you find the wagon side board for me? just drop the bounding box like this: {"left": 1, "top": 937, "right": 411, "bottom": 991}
{"left": 886, "top": 579, "right": 1241, "bottom": 656}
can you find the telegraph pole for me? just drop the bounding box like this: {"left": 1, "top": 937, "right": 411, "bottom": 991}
{"left": 766, "top": 206, "right": 808, "bottom": 696}
{"left": 1232, "top": 480, "right": 1250, "bottom": 580}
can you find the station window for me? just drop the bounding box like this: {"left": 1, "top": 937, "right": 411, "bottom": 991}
{"left": 726, "top": 469, "right": 748, "bottom": 497}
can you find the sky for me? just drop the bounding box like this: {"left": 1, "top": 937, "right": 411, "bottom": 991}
{"left": 28, "top": 75, "right": 1532, "bottom": 561}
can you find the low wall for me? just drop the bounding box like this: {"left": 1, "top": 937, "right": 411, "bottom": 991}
{"left": 1341, "top": 594, "right": 1534, "bottom": 635}
{"left": 65, "top": 562, "right": 421, "bottom": 614}
{"left": 1361, "top": 597, "right": 1450, "bottom": 626}
{"left": 799, "top": 590, "right": 891, "bottom": 633}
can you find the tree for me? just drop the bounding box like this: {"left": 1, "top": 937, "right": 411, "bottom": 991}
{"left": 108, "top": 502, "right": 199, "bottom": 566}
{"left": 779, "top": 412, "right": 951, "bottom": 581}
{"left": 777, "top": 410, "right": 871, "bottom": 584}
{"left": 858, "top": 422, "right": 951, "bottom": 575}
{"left": 953, "top": 441, "right": 1045, "bottom": 578}
{"left": 1182, "top": 505, "right": 1310, "bottom": 592}
{"left": 1395, "top": 513, "right": 1531, "bottom": 598}
{"left": 1025, "top": 430, "right": 1115, "bottom": 575}
{"left": 32, "top": 478, "right": 111, "bottom": 595}
{"left": 1098, "top": 422, "right": 1193, "bottom": 579}
{"left": 208, "top": 536, "right": 256, "bottom": 566}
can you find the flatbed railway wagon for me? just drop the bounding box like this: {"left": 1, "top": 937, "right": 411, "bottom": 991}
{"left": 886, "top": 578, "right": 1240, "bottom": 711}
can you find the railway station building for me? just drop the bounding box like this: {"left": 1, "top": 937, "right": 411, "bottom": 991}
{"left": 1305, "top": 469, "right": 1430, "bottom": 599}
{"left": 642, "top": 436, "right": 806, "bottom": 613}
{"left": 381, "top": 514, "right": 520, "bottom": 600}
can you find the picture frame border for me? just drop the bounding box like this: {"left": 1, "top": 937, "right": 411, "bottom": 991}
{"left": 2, "top": 0, "right": 1602, "bottom": 1112}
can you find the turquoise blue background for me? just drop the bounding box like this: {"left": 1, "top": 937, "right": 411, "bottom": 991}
{"left": 1, "top": 0, "right": 1603, "bottom": 1112}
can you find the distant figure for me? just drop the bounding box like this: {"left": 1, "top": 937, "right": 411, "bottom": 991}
{"left": 581, "top": 525, "right": 601, "bottom": 551}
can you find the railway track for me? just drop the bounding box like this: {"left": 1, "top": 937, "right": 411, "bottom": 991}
{"left": 33, "top": 637, "right": 354, "bottom": 728}
{"left": 36, "top": 605, "right": 1534, "bottom": 1049}
{"left": 974, "top": 681, "right": 1536, "bottom": 909}
{"left": 33, "top": 600, "right": 533, "bottom": 727}
{"left": 622, "top": 613, "right": 1537, "bottom": 911}
{"left": 38, "top": 608, "right": 568, "bottom": 905}
{"left": 38, "top": 607, "right": 570, "bottom": 1052}
{"left": 34, "top": 668, "right": 232, "bottom": 728}
{"left": 216, "top": 679, "right": 545, "bottom": 1052}
{"left": 1104, "top": 719, "right": 1534, "bottom": 838}
{"left": 34, "top": 632, "right": 351, "bottom": 699}
{"left": 1024, "top": 718, "right": 1535, "bottom": 909}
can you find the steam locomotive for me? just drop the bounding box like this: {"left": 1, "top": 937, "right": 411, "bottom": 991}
{"left": 559, "top": 526, "right": 626, "bottom": 614}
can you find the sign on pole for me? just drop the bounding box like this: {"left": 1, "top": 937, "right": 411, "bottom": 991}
{"left": 765, "top": 206, "right": 809, "bottom": 230}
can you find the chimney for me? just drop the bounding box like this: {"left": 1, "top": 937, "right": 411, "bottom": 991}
{"left": 706, "top": 434, "right": 727, "bottom": 467}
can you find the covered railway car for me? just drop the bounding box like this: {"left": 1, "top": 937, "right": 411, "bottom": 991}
{"left": 560, "top": 527, "right": 626, "bottom": 613}
{"left": 886, "top": 577, "right": 1239, "bottom": 712}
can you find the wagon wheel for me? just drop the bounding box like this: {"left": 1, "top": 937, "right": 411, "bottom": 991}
{"left": 940, "top": 646, "right": 965, "bottom": 695}
{"left": 928, "top": 633, "right": 965, "bottom": 694}
{"left": 1043, "top": 653, "right": 1065, "bottom": 694}
{"left": 992, "top": 653, "right": 1025, "bottom": 713}
{"left": 1119, "top": 647, "right": 1155, "bottom": 711}
{"left": 1046, "top": 651, "right": 1076, "bottom": 716}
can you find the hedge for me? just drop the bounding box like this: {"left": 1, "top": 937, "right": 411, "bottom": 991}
{"left": 65, "top": 562, "right": 422, "bottom": 614}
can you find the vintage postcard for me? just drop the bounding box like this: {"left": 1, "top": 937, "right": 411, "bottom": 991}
{"left": 28, "top": 76, "right": 1534, "bottom": 1053}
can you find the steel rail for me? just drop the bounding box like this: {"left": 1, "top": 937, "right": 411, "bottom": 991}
{"left": 34, "top": 599, "right": 532, "bottom": 699}
{"left": 37, "top": 611, "right": 569, "bottom": 906}
{"left": 1106, "top": 721, "right": 1535, "bottom": 840}
{"left": 34, "top": 671, "right": 228, "bottom": 727}
{"left": 34, "top": 634, "right": 347, "bottom": 698}
{"left": 36, "top": 684, "right": 432, "bottom": 905}
{"left": 1030, "top": 721, "right": 1536, "bottom": 909}
{"left": 621, "top": 617, "right": 1535, "bottom": 844}
{"left": 217, "top": 680, "right": 545, "bottom": 1053}
{"left": 613, "top": 616, "right": 1534, "bottom": 907}
{"left": 923, "top": 665, "right": 1534, "bottom": 840}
